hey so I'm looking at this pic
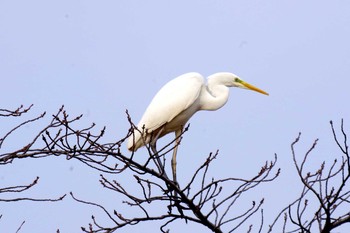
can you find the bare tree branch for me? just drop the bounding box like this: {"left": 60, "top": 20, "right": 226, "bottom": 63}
{"left": 1, "top": 106, "right": 279, "bottom": 232}
{"left": 270, "top": 119, "right": 350, "bottom": 233}
{"left": 0, "top": 104, "right": 33, "bottom": 117}
{"left": 0, "top": 176, "right": 66, "bottom": 202}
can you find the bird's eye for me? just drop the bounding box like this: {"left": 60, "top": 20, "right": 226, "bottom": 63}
{"left": 234, "top": 78, "right": 242, "bottom": 83}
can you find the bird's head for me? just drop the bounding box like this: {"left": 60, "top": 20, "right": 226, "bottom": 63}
{"left": 232, "top": 76, "right": 269, "bottom": 95}
{"left": 208, "top": 72, "right": 269, "bottom": 95}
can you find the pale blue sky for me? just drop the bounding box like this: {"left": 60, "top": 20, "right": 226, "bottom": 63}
{"left": 1, "top": 1, "right": 350, "bottom": 232}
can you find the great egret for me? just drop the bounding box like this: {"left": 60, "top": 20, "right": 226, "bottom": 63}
{"left": 127, "top": 72, "right": 268, "bottom": 185}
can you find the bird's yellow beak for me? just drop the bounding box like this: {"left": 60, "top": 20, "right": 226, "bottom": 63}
{"left": 241, "top": 81, "right": 269, "bottom": 96}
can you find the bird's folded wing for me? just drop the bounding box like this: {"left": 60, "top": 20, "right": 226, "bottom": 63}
{"left": 137, "top": 72, "right": 204, "bottom": 132}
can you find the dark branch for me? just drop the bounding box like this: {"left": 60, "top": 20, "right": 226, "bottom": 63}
{"left": 1, "top": 106, "right": 279, "bottom": 232}
{"left": 270, "top": 120, "right": 350, "bottom": 233}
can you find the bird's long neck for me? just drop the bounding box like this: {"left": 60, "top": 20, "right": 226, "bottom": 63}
{"left": 199, "top": 79, "right": 230, "bottom": 111}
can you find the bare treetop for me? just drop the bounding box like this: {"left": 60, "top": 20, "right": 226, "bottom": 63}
{"left": 1, "top": 105, "right": 349, "bottom": 232}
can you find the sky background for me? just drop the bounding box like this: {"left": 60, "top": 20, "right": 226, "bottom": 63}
{"left": 1, "top": 0, "right": 350, "bottom": 232}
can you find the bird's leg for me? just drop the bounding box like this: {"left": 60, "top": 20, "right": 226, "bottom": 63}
{"left": 150, "top": 127, "right": 169, "bottom": 179}
{"left": 151, "top": 144, "right": 168, "bottom": 179}
{"left": 150, "top": 143, "right": 162, "bottom": 171}
{"left": 172, "top": 128, "right": 182, "bottom": 188}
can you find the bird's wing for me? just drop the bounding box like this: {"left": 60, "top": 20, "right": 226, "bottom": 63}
{"left": 137, "top": 72, "right": 204, "bottom": 132}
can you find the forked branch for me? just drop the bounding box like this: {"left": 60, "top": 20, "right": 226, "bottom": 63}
{"left": 269, "top": 119, "right": 350, "bottom": 233}
{"left": 1, "top": 106, "right": 279, "bottom": 232}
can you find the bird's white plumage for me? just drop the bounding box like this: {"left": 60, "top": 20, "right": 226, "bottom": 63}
{"left": 127, "top": 71, "right": 268, "bottom": 185}
{"left": 140, "top": 72, "right": 203, "bottom": 131}
{"left": 127, "top": 72, "right": 268, "bottom": 151}
{"left": 128, "top": 72, "right": 204, "bottom": 150}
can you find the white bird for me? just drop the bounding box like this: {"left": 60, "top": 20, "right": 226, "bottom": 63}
{"left": 127, "top": 72, "right": 268, "bottom": 185}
